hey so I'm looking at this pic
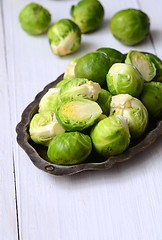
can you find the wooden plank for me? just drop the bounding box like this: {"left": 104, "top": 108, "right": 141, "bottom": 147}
{"left": 137, "top": 0, "right": 162, "bottom": 59}
{"left": 0, "top": 1, "right": 18, "bottom": 239}
{"left": 3, "top": 0, "right": 162, "bottom": 239}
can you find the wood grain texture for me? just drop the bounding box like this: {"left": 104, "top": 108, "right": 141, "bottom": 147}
{"left": 1, "top": 0, "right": 162, "bottom": 239}
{"left": 0, "top": 1, "right": 18, "bottom": 239}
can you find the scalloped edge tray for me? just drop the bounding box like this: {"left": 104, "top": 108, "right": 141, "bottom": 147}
{"left": 16, "top": 73, "right": 162, "bottom": 176}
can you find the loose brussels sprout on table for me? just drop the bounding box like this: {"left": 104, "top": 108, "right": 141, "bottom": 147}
{"left": 110, "top": 8, "right": 150, "bottom": 46}
{"left": 60, "top": 78, "right": 101, "bottom": 102}
{"left": 48, "top": 19, "right": 81, "bottom": 56}
{"left": 140, "top": 82, "right": 162, "bottom": 119}
{"left": 110, "top": 94, "right": 149, "bottom": 140}
{"left": 106, "top": 63, "right": 144, "bottom": 97}
{"left": 75, "top": 51, "right": 111, "bottom": 87}
{"left": 47, "top": 132, "right": 92, "bottom": 165}
{"left": 19, "top": 3, "right": 51, "bottom": 35}
{"left": 90, "top": 115, "right": 130, "bottom": 158}
{"left": 70, "top": 0, "right": 104, "bottom": 33}
{"left": 125, "top": 50, "right": 156, "bottom": 82}
{"left": 29, "top": 111, "right": 65, "bottom": 146}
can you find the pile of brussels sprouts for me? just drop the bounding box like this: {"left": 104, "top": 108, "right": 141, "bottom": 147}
{"left": 29, "top": 48, "right": 162, "bottom": 166}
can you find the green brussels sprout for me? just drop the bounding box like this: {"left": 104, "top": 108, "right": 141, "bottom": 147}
{"left": 90, "top": 115, "right": 130, "bottom": 158}
{"left": 75, "top": 51, "right": 110, "bottom": 87}
{"left": 110, "top": 9, "right": 150, "bottom": 46}
{"left": 140, "top": 82, "right": 162, "bottom": 119}
{"left": 29, "top": 112, "right": 65, "bottom": 146}
{"left": 125, "top": 50, "right": 156, "bottom": 82}
{"left": 106, "top": 63, "right": 144, "bottom": 97}
{"left": 56, "top": 79, "right": 71, "bottom": 88}
{"left": 146, "top": 54, "right": 162, "bottom": 82}
{"left": 96, "top": 89, "right": 112, "bottom": 116}
{"left": 39, "top": 88, "right": 61, "bottom": 113}
{"left": 19, "top": 3, "right": 51, "bottom": 35}
{"left": 56, "top": 99, "right": 102, "bottom": 131}
{"left": 60, "top": 78, "right": 101, "bottom": 102}
{"left": 63, "top": 58, "right": 79, "bottom": 80}
{"left": 97, "top": 47, "right": 125, "bottom": 67}
{"left": 48, "top": 19, "right": 81, "bottom": 56}
{"left": 110, "top": 94, "right": 149, "bottom": 139}
{"left": 97, "top": 114, "right": 107, "bottom": 121}
{"left": 47, "top": 132, "right": 92, "bottom": 165}
{"left": 70, "top": 0, "right": 104, "bottom": 33}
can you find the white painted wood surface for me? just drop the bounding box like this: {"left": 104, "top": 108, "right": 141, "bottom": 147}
{"left": 1, "top": 0, "right": 162, "bottom": 239}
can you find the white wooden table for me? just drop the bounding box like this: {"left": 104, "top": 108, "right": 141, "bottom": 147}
{"left": 1, "top": 0, "right": 162, "bottom": 239}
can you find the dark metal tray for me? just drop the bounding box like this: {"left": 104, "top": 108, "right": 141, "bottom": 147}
{"left": 16, "top": 73, "right": 162, "bottom": 176}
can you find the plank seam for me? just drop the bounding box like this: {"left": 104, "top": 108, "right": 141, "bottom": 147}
{"left": 0, "top": 0, "right": 20, "bottom": 239}
{"left": 135, "top": 0, "right": 157, "bottom": 55}
{"left": 0, "top": 0, "right": 8, "bottom": 75}
{"left": 13, "top": 156, "right": 20, "bottom": 240}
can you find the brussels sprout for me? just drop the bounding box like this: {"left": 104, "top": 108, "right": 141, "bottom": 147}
{"left": 146, "top": 54, "right": 162, "bottom": 82}
{"left": 106, "top": 63, "right": 144, "bottom": 97}
{"left": 56, "top": 79, "right": 71, "bottom": 88}
{"left": 98, "top": 114, "right": 107, "bottom": 121}
{"left": 47, "top": 132, "right": 92, "bottom": 165}
{"left": 70, "top": 0, "right": 104, "bottom": 33}
{"left": 75, "top": 51, "right": 110, "bottom": 87}
{"left": 60, "top": 78, "right": 101, "bottom": 102}
{"left": 110, "top": 94, "right": 149, "bottom": 139}
{"left": 29, "top": 112, "right": 65, "bottom": 146}
{"left": 56, "top": 99, "right": 102, "bottom": 131}
{"left": 140, "top": 82, "right": 162, "bottom": 119}
{"left": 97, "top": 47, "right": 125, "bottom": 67}
{"left": 48, "top": 19, "right": 81, "bottom": 56}
{"left": 39, "top": 88, "right": 61, "bottom": 113}
{"left": 63, "top": 58, "right": 79, "bottom": 81}
{"left": 110, "top": 9, "right": 150, "bottom": 46}
{"left": 19, "top": 3, "right": 51, "bottom": 35}
{"left": 125, "top": 50, "right": 156, "bottom": 82}
{"left": 96, "top": 89, "right": 112, "bottom": 116}
{"left": 90, "top": 115, "right": 130, "bottom": 158}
